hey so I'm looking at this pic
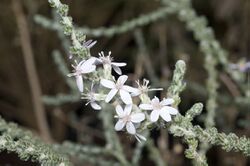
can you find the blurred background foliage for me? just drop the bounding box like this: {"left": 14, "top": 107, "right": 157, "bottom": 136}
{"left": 0, "top": 0, "right": 249, "bottom": 165}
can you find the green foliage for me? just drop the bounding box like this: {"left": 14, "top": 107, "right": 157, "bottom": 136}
{"left": 0, "top": 116, "right": 70, "bottom": 165}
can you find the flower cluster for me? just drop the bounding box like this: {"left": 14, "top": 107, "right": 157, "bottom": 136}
{"left": 68, "top": 40, "right": 178, "bottom": 141}
{"left": 229, "top": 60, "right": 250, "bottom": 73}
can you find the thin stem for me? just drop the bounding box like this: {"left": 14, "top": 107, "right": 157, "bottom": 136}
{"left": 12, "top": 0, "right": 52, "bottom": 142}
{"left": 99, "top": 104, "right": 130, "bottom": 166}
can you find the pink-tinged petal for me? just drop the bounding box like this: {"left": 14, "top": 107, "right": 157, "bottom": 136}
{"left": 90, "top": 102, "right": 101, "bottom": 110}
{"left": 131, "top": 113, "right": 145, "bottom": 123}
{"left": 115, "top": 105, "right": 124, "bottom": 117}
{"left": 151, "top": 96, "right": 160, "bottom": 104}
{"left": 119, "top": 89, "right": 132, "bottom": 104}
{"left": 87, "top": 41, "right": 97, "bottom": 48}
{"left": 131, "top": 89, "right": 141, "bottom": 97}
{"left": 139, "top": 104, "right": 153, "bottom": 110}
{"left": 115, "top": 120, "right": 125, "bottom": 131}
{"left": 83, "top": 40, "right": 92, "bottom": 46}
{"left": 150, "top": 110, "right": 160, "bottom": 122}
{"left": 123, "top": 85, "right": 138, "bottom": 93}
{"left": 105, "top": 89, "right": 118, "bottom": 103}
{"left": 94, "top": 58, "right": 103, "bottom": 65}
{"left": 126, "top": 122, "right": 136, "bottom": 134}
{"left": 111, "top": 62, "right": 126, "bottom": 67}
{"left": 83, "top": 57, "right": 97, "bottom": 66}
{"left": 163, "top": 106, "right": 178, "bottom": 115}
{"left": 124, "top": 104, "right": 132, "bottom": 115}
{"left": 80, "top": 57, "right": 97, "bottom": 71}
{"left": 160, "top": 109, "right": 171, "bottom": 122}
{"left": 100, "top": 79, "right": 115, "bottom": 89}
{"left": 160, "top": 98, "right": 174, "bottom": 106}
{"left": 84, "top": 40, "right": 97, "bottom": 49}
{"left": 77, "top": 60, "right": 85, "bottom": 67}
{"left": 112, "top": 65, "right": 122, "bottom": 75}
{"left": 81, "top": 65, "right": 96, "bottom": 73}
{"left": 117, "top": 75, "right": 128, "bottom": 85}
{"left": 76, "top": 75, "right": 84, "bottom": 92}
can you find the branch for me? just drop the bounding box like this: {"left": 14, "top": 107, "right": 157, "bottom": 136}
{"left": 12, "top": 0, "right": 52, "bottom": 142}
{"left": 0, "top": 116, "right": 71, "bottom": 165}
{"left": 35, "top": 6, "right": 173, "bottom": 38}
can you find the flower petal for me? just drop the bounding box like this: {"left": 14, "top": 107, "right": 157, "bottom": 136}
{"left": 150, "top": 110, "right": 160, "bottom": 122}
{"left": 124, "top": 104, "right": 132, "bottom": 115}
{"left": 160, "top": 98, "right": 174, "bottom": 106}
{"left": 115, "top": 120, "right": 125, "bottom": 131}
{"left": 139, "top": 104, "right": 153, "bottom": 110}
{"left": 76, "top": 75, "right": 84, "bottom": 92}
{"left": 151, "top": 96, "right": 160, "bottom": 104}
{"left": 81, "top": 65, "right": 96, "bottom": 73}
{"left": 135, "top": 133, "right": 147, "bottom": 142}
{"left": 119, "top": 89, "right": 132, "bottom": 104}
{"left": 160, "top": 109, "right": 171, "bottom": 122}
{"left": 163, "top": 106, "right": 178, "bottom": 115}
{"left": 112, "top": 65, "right": 122, "bottom": 75}
{"left": 131, "top": 113, "right": 145, "bottom": 123}
{"left": 116, "top": 105, "right": 124, "bottom": 117}
{"left": 111, "top": 62, "right": 126, "bottom": 67}
{"left": 84, "top": 40, "right": 97, "bottom": 49}
{"left": 90, "top": 102, "right": 101, "bottom": 110}
{"left": 123, "top": 85, "right": 138, "bottom": 93}
{"left": 131, "top": 89, "right": 141, "bottom": 96}
{"left": 117, "top": 75, "right": 128, "bottom": 85}
{"left": 94, "top": 58, "right": 103, "bottom": 65}
{"left": 80, "top": 57, "right": 97, "bottom": 72}
{"left": 105, "top": 89, "right": 118, "bottom": 103}
{"left": 77, "top": 60, "right": 85, "bottom": 67}
{"left": 126, "top": 121, "right": 136, "bottom": 134}
{"left": 100, "top": 79, "right": 115, "bottom": 89}
{"left": 83, "top": 57, "right": 97, "bottom": 66}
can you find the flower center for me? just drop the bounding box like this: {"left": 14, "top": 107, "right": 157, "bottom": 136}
{"left": 73, "top": 68, "right": 82, "bottom": 76}
{"left": 122, "top": 115, "right": 131, "bottom": 123}
{"left": 152, "top": 102, "right": 162, "bottom": 110}
{"left": 116, "top": 82, "right": 123, "bottom": 90}
{"left": 88, "top": 92, "right": 95, "bottom": 100}
{"left": 101, "top": 57, "right": 112, "bottom": 65}
{"left": 141, "top": 86, "right": 148, "bottom": 94}
{"left": 239, "top": 63, "right": 246, "bottom": 70}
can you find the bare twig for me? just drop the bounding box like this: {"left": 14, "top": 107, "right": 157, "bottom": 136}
{"left": 219, "top": 73, "right": 241, "bottom": 97}
{"left": 12, "top": 0, "right": 52, "bottom": 142}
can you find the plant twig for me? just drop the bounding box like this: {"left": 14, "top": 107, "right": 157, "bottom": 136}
{"left": 0, "top": 116, "right": 70, "bottom": 165}
{"left": 12, "top": 0, "right": 52, "bottom": 142}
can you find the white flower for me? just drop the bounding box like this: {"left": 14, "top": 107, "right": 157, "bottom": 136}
{"left": 97, "top": 51, "right": 126, "bottom": 75}
{"left": 83, "top": 39, "right": 97, "bottom": 49}
{"left": 114, "top": 104, "right": 145, "bottom": 135}
{"left": 131, "top": 79, "right": 163, "bottom": 96}
{"left": 229, "top": 61, "right": 250, "bottom": 72}
{"left": 68, "top": 57, "right": 96, "bottom": 92}
{"left": 82, "top": 83, "right": 101, "bottom": 110}
{"left": 100, "top": 75, "right": 138, "bottom": 104}
{"left": 139, "top": 96, "right": 178, "bottom": 122}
